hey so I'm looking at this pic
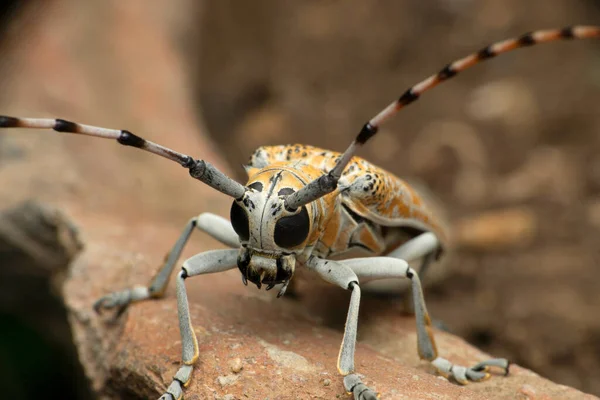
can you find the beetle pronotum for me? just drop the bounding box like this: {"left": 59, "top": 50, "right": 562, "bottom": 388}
{"left": 1, "top": 25, "right": 598, "bottom": 400}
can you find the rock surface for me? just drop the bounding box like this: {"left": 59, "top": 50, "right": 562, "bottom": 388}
{"left": 0, "top": 1, "right": 597, "bottom": 399}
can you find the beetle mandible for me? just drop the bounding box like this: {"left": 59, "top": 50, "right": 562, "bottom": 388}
{"left": 1, "top": 25, "right": 598, "bottom": 400}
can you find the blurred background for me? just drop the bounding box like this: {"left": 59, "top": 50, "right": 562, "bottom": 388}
{"left": 0, "top": 0, "right": 599, "bottom": 398}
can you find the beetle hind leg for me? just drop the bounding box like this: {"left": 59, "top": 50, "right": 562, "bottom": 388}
{"left": 344, "top": 374, "right": 380, "bottom": 400}
{"left": 340, "top": 256, "right": 510, "bottom": 385}
{"left": 431, "top": 357, "right": 510, "bottom": 384}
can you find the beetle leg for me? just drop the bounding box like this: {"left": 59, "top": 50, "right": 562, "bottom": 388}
{"left": 340, "top": 256, "right": 510, "bottom": 384}
{"left": 386, "top": 232, "right": 439, "bottom": 262}
{"left": 158, "top": 249, "right": 238, "bottom": 400}
{"left": 386, "top": 232, "right": 439, "bottom": 313}
{"left": 94, "top": 212, "right": 239, "bottom": 316}
{"left": 306, "top": 256, "right": 379, "bottom": 400}
{"left": 363, "top": 232, "right": 439, "bottom": 314}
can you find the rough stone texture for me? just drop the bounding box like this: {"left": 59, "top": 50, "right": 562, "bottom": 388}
{"left": 0, "top": 1, "right": 597, "bottom": 399}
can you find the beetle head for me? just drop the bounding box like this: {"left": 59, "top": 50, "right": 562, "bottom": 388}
{"left": 229, "top": 166, "right": 320, "bottom": 295}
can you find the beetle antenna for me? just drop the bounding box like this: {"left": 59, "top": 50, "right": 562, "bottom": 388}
{"left": 284, "top": 25, "right": 600, "bottom": 210}
{"left": 0, "top": 116, "right": 248, "bottom": 200}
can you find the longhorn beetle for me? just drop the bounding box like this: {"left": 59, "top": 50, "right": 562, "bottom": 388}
{"left": 1, "top": 26, "right": 599, "bottom": 400}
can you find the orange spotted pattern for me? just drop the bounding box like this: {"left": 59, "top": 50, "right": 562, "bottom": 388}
{"left": 249, "top": 144, "right": 448, "bottom": 258}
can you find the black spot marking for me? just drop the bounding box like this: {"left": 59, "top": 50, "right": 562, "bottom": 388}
{"left": 301, "top": 152, "right": 307, "bottom": 157}
{"left": 477, "top": 46, "right": 495, "bottom": 60}
{"left": 0, "top": 116, "right": 20, "bottom": 127}
{"left": 438, "top": 64, "right": 457, "bottom": 80}
{"left": 267, "top": 171, "right": 283, "bottom": 198}
{"left": 517, "top": 32, "right": 535, "bottom": 46}
{"left": 54, "top": 119, "right": 78, "bottom": 133}
{"left": 278, "top": 187, "right": 295, "bottom": 196}
{"left": 365, "top": 175, "right": 372, "bottom": 180}
{"left": 356, "top": 122, "right": 378, "bottom": 145}
{"left": 398, "top": 89, "right": 419, "bottom": 106}
{"left": 561, "top": 27, "right": 575, "bottom": 39}
{"left": 117, "top": 130, "right": 145, "bottom": 148}
{"left": 248, "top": 182, "right": 263, "bottom": 192}
{"left": 272, "top": 204, "right": 283, "bottom": 216}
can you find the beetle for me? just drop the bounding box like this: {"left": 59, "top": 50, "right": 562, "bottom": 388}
{"left": 1, "top": 25, "right": 598, "bottom": 400}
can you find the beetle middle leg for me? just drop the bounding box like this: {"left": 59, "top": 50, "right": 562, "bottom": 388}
{"left": 340, "top": 256, "right": 510, "bottom": 385}
{"left": 94, "top": 212, "right": 239, "bottom": 316}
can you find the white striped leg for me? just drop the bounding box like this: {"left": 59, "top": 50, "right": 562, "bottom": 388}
{"left": 341, "top": 256, "right": 510, "bottom": 385}
{"left": 386, "top": 232, "right": 439, "bottom": 263}
{"left": 385, "top": 232, "right": 440, "bottom": 312}
{"left": 306, "top": 256, "right": 378, "bottom": 400}
{"left": 94, "top": 213, "right": 239, "bottom": 316}
{"left": 160, "top": 249, "right": 238, "bottom": 400}
{"left": 0, "top": 116, "right": 247, "bottom": 199}
{"left": 366, "top": 232, "right": 440, "bottom": 297}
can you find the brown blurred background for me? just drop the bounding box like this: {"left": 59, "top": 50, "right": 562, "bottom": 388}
{"left": 0, "top": 0, "right": 599, "bottom": 398}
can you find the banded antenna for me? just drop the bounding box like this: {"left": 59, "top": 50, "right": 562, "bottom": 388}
{"left": 284, "top": 25, "right": 600, "bottom": 211}
{"left": 0, "top": 116, "right": 248, "bottom": 200}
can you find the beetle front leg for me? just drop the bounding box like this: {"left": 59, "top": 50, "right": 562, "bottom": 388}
{"left": 159, "top": 249, "right": 238, "bottom": 400}
{"left": 341, "top": 256, "right": 510, "bottom": 384}
{"left": 306, "top": 256, "right": 378, "bottom": 400}
{"left": 94, "top": 212, "right": 239, "bottom": 316}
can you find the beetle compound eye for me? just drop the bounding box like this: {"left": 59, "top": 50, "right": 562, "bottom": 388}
{"left": 274, "top": 206, "right": 310, "bottom": 248}
{"left": 230, "top": 201, "right": 250, "bottom": 241}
